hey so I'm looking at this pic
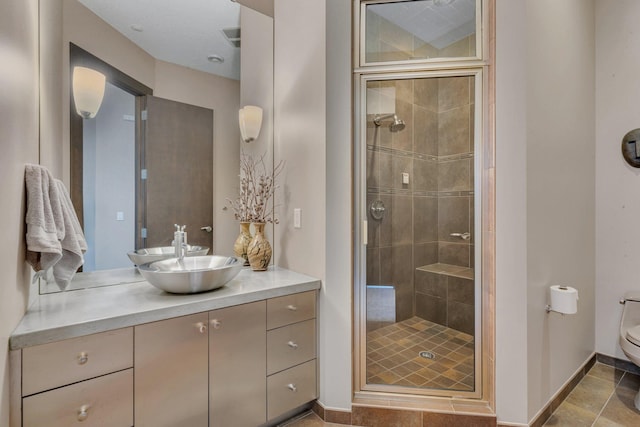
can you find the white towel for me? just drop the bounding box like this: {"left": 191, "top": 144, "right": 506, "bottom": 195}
{"left": 25, "top": 164, "right": 87, "bottom": 290}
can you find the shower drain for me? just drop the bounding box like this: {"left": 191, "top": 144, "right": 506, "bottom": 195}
{"left": 418, "top": 351, "right": 435, "bottom": 360}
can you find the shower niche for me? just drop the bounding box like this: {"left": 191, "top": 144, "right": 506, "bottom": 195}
{"left": 361, "top": 74, "right": 480, "bottom": 397}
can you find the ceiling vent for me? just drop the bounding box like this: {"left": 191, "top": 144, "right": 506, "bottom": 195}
{"left": 222, "top": 27, "right": 241, "bottom": 48}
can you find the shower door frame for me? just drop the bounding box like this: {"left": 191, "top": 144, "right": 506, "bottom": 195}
{"left": 354, "top": 69, "right": 484, "bottom": 400}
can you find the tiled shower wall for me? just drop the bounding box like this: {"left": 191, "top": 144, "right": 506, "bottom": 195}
{"left": 367, "top": 76, "right": 474, "bottom": 328}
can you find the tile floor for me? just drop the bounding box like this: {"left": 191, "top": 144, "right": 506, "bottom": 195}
{"left": 543, "top": 362, "right": 640, "bottom": 426}
{"left": 283, "top": 363, "right": 640, "bottom": 426}
{"left": 366, "top": 316, "right": 475, "bottom": 390}
{"left": 281, "top": 411, "right": 360, "bottom": 427}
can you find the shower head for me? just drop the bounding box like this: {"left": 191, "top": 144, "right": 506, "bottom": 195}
{"left": 389, "top": 117, "right": 405, "bottom": 132}
{"left": 373, "top": 114, "right": 405, "bottom": 132}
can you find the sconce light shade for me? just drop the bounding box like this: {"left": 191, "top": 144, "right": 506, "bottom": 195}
{"left": 239, "top": 105, "right": 263, "bottom": 143}
{"left": 72, "top": 66, "right": 106, "bottom": 119}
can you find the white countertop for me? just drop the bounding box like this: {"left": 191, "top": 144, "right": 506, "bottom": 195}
{"left": 10, "top": 267, "right": 321, "bottom": 350}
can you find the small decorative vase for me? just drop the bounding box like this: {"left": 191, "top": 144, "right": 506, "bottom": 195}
{"left": 247, "top": 222, "right": 272, "bottom": 271}
{"left": 233, "top": 222, "right": 252, "bottom": 266}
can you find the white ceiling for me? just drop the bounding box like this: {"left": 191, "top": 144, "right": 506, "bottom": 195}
{"left": 369, "top": 0, "right": 476, "bottom": 50}
{"left": 79, "top": 0, "right": 242, "bottom": 80}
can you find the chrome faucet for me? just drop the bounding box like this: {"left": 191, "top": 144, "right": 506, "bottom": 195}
{"left": 174, "top": 224, "right": 188, "bottom": 260}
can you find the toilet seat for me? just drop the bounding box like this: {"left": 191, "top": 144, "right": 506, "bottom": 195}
{"left": 626, "top": 325, "right": 640, "bottom": 347}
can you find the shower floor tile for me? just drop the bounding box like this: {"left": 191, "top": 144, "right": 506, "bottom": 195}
{"left": 366, "top": 316, "right": 475, "bottom": 391}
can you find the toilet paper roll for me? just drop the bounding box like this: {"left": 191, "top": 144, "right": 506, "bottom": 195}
{"left": 550, "top": 285, "right": 579, "bottom": 314}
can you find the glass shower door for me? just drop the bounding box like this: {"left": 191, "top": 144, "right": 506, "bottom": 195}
{"left": 362, "top": 72, "right": 480, "bottom": 396}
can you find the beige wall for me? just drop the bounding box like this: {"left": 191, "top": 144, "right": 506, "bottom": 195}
{"left": 525, "top": 0, "right": 595, "bottom": 421}
{"left": 595, "top": 0, "right": 640, "bottom": 360}
{"left": 273, "top": 0, "right": 352, "bottom": 411}
{"left": 240, "top": 6, "right": 275, "bottom": 246}
{"left": 496, "top": 0, "right": 596, "bottom": 424}
{"left": 0, "top": 0, "right": 40, "bottom": 424}
{"left": 324, "top": 0, "right": 353, "bottom": 410}
{"left": 495, "top": 1, "right": 529, "bottom": 423}
{"left": 274, "top": 0, "right": 327, "bottom": 280}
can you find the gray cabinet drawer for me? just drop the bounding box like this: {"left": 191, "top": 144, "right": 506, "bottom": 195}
{"left": 267, "top": 359, "right": 317, "bottom": 421}
{"left": 22, "top": 328, "right": 133, "bottom": 396}
{"left": 267, "top": 291, "right": 316, "bottom": 330}
{"left": 22, "top": 368, "right": 133, "bottom": 427}
{"left": 267, "top": 319, "right": 316, "bottom": 375}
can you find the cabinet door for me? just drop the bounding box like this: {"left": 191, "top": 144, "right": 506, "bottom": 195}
{"left": 209, "top": 301, "right": 266, "bottom": 427}
{"left": 135, "top": 313, "right": 209, "bottom": 427}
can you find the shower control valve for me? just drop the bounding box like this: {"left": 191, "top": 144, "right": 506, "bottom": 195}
{"left": 450, "top": 232, "right": 471, "bottom": 241}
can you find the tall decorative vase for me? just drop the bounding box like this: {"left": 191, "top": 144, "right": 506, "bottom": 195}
{"left": 233, "top": 222, "right": 252, "bottom": 266}
{"left": 247, "top": 222, "right": 272, "bottom": 271}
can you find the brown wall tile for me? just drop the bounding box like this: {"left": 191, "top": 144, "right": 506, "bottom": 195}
{"left": 391, "top": 195, "right": 413, "bottom": 245}
{"left": 438, "top": 197, "right": 471, "bottom": 242}
{"left": 414, "top": 106, "right": 438, "bottom": 156}
{"left": 438, "top": 105, "right": 470, "bottom": 156}
{"left": 448, "top": 276, "right": 474, "bottom": 304}
{"left": 414, "top": 242, "right": 438, "bottom": 268}
{"left": 448, "top": 300, "right": 475, "bottom": 335}
{"left": 439, "top": 242, "right": 470, "bottom": 267}
{"left": 413, "top": 158, "right": 438, "bottom": 191}
{"left": 415, "top": 270, "right": 447, "bottom": 298}
{"left": 438, "top": 76, "right": 471, "bottom": 112}
{"left": 391, "top": 154, "right": 413, "bottom": 189}
{"left": 414, "top": 196, "right": 438, "bottom": 243}
{"left": 393, "top": 100, "right": 414, "bottom": 152}
{"left": 416, "top": 293, "right": 447, "bottom": 326}
{"left": 414, "top": 78, "right": 438, "bottom": 112}
{"left": 438, "top": 159, "right": 471, "bottom": 192}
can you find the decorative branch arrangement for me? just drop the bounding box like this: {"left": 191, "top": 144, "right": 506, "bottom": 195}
{"left": 227, "top": 152, "right": 284, "bottom": 224}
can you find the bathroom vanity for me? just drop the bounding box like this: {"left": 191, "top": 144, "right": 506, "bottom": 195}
{"left": 9, "top": 267, "right": 320, "bottom": 427}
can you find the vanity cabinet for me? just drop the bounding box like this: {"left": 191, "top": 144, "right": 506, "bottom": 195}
{"left": 13, "top": 285, "right": 319, "bottom": 427}
{"left": 266, "top": 292, "right": 318, "bottom": 420}
{"left": 209, "top": 301, "right": 267, "bottom": 427}
{"left": 134, "top": 312, "right": 209, "bottom": 427}
{"left": 20, "top": 328, "right": 134, "bottom": 427}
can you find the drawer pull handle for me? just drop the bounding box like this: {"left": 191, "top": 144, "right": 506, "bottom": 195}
{"left": 196, "top": 322, "right": 208, "bottom": 333}
{"left": 287, "top": 341, "right": 299, "bottom": 349}
{"left": 286, "top": 304, "right": 298, "bottom": 311}
{"left": 77, "top": 352, "right": 89, "bottom": 365}
{"left": 287, "top": 383, "right": 297, "bottom": 392}
{"left": 211, "top": 319, "right": 221, "bottom": 329}
{"left": 77, "top": 405, "right": 90, "bottom": 421}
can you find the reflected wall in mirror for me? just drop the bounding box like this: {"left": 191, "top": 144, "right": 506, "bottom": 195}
{"left": 38, "top": 0, "right": 274, "bottom": 293}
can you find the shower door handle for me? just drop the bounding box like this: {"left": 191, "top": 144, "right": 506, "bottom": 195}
{"left": 363, "top": 220, "right": 368, "bottom": 245}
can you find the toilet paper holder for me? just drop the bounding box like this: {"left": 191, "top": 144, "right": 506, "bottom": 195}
{"left": 546, "top": 285, "right": 578, "bottom": 314}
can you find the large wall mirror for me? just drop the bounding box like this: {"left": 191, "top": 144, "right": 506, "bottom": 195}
{"left": 38, "top": 0, "right": 274, "bottom": 293}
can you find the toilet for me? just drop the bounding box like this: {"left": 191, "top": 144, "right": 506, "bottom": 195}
{"left": 619, "top": 291, "right": 640, "bottom": 409}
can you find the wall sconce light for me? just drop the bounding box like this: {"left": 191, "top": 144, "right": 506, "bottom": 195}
{"left": 239, "top": 105, "right": 263, "bottom": 143}
{"left": 72, "top": 66, "right": 106, "bottom": 119}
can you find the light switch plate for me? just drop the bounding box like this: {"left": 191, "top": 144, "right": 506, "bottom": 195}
{"left": 294, "top": 208, "right": 301, "bottom": 228}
